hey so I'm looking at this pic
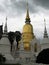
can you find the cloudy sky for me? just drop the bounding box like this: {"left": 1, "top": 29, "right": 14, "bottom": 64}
{"left": 0, "top": 0, "right": 49, "bottom": 39}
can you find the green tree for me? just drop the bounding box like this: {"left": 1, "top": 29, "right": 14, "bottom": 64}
{"left": 8, "top": 31, "right": 15, "bottom": 52}
{"left": 15, "top": 31, "right": 21, "bottom": 49}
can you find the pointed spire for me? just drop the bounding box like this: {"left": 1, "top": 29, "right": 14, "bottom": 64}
{"left": 4, "top": 16, "right": 8, "bottom": 33}
{"left": 25, "top": 1, "right": 30, "bottom": 23}
{"left": 26, "top": 2, "right": 30, "bottom": 19}
{"left": 43, "top": 18, "right": 48, "bottom": 38}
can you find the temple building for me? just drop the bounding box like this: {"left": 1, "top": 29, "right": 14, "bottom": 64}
{"left": 0, "top": 2, "right": 49, "bottom": 65}
{"left": 18, "top": 2, "right": 41, "bottom": 62}
{"left": 0, "top": 17, "right": 14, "bottom": 61}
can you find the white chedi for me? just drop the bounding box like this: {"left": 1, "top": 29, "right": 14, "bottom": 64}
{"left": 0, "top": 17, "right": 14, "bottom": 60}
{"left": 40, "top": 19, "right": 49, "bottom": 51}
{"left": 0, "top": 34, "right": 14, "bottom": 60}
{"left": 0, "top": 36, "right": 10, "bottom": 54}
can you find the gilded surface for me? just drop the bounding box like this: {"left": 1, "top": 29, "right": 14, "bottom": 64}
{"left": 22, "top": 23, "right": 34, "bottom": 51}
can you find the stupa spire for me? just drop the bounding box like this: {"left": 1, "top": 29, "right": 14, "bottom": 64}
{"left": 4, "top": 17, "right": 8, "bottom": 33}
{"left": 43, "top": 18, "right": 48, "bottom": 38}
{"left": 25, "top": 1, "right": 30, "bottom": 23}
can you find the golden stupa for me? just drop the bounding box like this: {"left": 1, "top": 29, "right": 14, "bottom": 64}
{"left": 22, "top": 2, "right": 35, "bottom": 51}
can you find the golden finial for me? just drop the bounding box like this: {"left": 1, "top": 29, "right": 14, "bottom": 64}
{"left": 26, "top": 1, "right": 30, "bottom": 20}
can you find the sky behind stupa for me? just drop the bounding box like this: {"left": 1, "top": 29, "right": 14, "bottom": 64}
{"left": 0, "top": 0, "right": 49, "bottom": 38}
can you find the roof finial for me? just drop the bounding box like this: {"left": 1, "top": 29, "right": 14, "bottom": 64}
{"left": 44, "top": 18, "right": 48, "bottom": 38}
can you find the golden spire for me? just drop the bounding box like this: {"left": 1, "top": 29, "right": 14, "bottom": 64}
{"left": 26, "top": 1, "right": 30, "bottom": 20}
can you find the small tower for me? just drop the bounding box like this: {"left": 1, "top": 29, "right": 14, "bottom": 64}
{"left": 43, "top": 19, "right": 48, "bottom": 38}
{"left": 4, "top": 17, "right": 8, "bottom": 34}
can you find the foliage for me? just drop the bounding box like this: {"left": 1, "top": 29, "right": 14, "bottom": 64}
{"left": 8, "top": 31, "right": 21, "bottom": 51}
{"left": 15, "top": 31, "right": 21, "bottom": 48}
{"left": 36, "top": 48, "right": 49, "bottom": 64}
{"left": 8, "top": 31, "right": 15, "bottom": 51}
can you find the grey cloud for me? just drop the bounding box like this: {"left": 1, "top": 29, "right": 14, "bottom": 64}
{"left": 33, "top": 0, "right": 49, "bottom": 9}
{"left": 0, "top": 0, "right": 49, "bottom": 17}
{"left": 9, "top": 0, "right": 37, "bottom": 15}
{"left": 0, "top": 0, "right": 38, "bottom": 17}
